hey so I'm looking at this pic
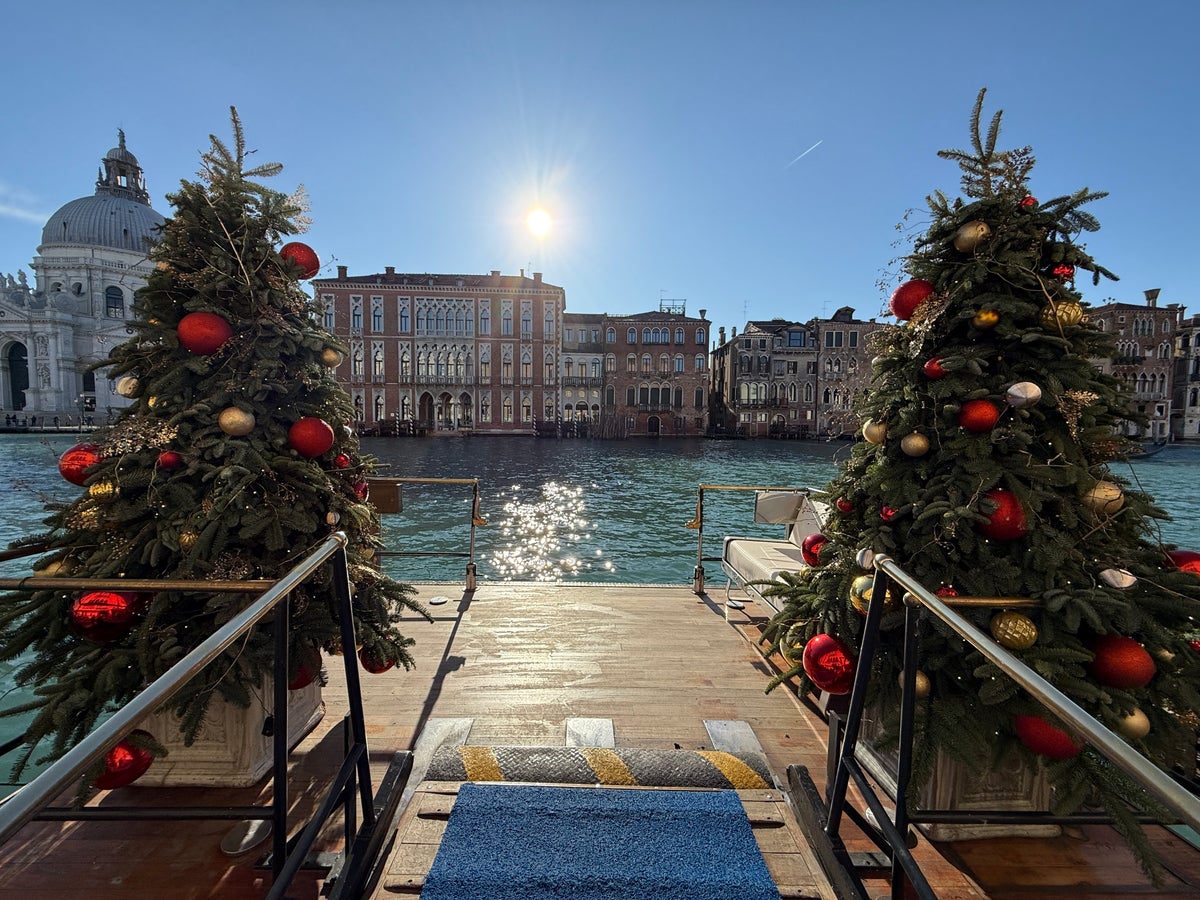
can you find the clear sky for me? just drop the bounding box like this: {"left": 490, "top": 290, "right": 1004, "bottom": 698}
{"left": 2, "top": 1, "right": 1196, "bottom": 333}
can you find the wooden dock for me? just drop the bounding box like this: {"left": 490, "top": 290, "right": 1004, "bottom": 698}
{"left": 0, "top": 582, "right": 1196, "bottom": 898}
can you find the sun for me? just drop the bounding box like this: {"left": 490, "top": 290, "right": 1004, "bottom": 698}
{"left": 526, "top": 208, "right": 552, "bottom": 237}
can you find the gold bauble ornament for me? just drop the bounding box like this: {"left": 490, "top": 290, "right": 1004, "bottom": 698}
{"left": 321, "top": 348, "right": 345, "bottom": 368}
{"left": 178, "top": 529, "right": 199, "bottom": 550}
{"left": 898, "top": 669, "right": 931, "bottom": 699}
{"left": 1117, "top": 708, "right": 1150, "bottom": 740}
{"left": 1082, "top": 481, "right": 1124, "bottom": 515}
{"left": 75, "top": 506, "right": 103, "bottom": 529}
{"left": 972, "top": 309, "right": 999, "bottom": 329}
{"left": 900, "top": 433, "right": 930, "bottom": 457}
{"left": 1041, "top": 301, "right": 1085, "bottom": 329}
{"left": 146, "top": 396, "right": 160, "bottom": 409}
{"left": 34, "top": 558, "right": 70, "bottom": 576}
{"left": 989, "top": 611, "right": 1038, "bottom": 650}
{"left": 849, "top": 575, "right": 875, "bottom": 613}
{"left": 88, "top": 480, "right": 118, "bottom": 501}
{"left": 862, "top": 419, "right": 887, "bottom": 445}
{"left": 218, "top": 407, "right": 256, "bottom": 436}
{"left": 115, "top": 376, "right": 140, "bottom": 398}
{"left": 953, "top": 220, "right": 992, "bottom": 253}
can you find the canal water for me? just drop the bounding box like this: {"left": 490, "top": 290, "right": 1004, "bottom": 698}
{"left": 2, "top": 432, "right": 1200, "bottom": 789}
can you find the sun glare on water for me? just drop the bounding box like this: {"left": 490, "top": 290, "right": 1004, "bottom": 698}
{"left": 526, "top": 208, "right": 552, "bottom": 237}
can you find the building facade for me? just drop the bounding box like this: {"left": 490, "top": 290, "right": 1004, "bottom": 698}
{"left": 1174, "top": 313, "right": 1200, "bottom": 440}
{"left": 710, "top": 319, "right": 818, "bottom": 439}
{"left": 813, "top": 307, "right": 885, "bottom": 437}
{"left": 1089, "top": 290, "right": 1182, "bottom": 441}
{"left": 313, "top": 267, "right": 566, "bottom": 435}
{"left": 561, "top": 312, "right": 605, "bottom": 435}
{"left": 0, "top": 133, "right": 164, "bottom": 423}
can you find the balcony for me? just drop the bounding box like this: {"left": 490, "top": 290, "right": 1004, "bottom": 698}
{"left": 563, "top": 376, "right": 604, "bottom": 387}
{"left": 1112, "top": 356, "right": 1146, "bottom": 366}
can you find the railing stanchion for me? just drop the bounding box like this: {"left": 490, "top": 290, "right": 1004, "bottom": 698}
{"left": 272, "top": 594, "right": 290, "bottom": 878}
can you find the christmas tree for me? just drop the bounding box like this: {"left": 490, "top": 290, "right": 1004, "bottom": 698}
{"left": 764, "top": 90, "right": 1200, "bottom": 867}
{"left": 0, "top": 109, "right": 424, "bottom": 778}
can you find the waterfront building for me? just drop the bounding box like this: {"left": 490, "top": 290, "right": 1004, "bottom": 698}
{"left": 1089, "top": 290, "right": 1183, "bottom": 441}
{"left": 597, "top": 302, "right": 710, "bottom": 438}
{"left": 0, "top": 133, "right": 164, "bottom": 423}
{"left": 312, "top": 267, "right": 565, "bottom": 435}
{"left": 709, "top": 319, "right": 818, "bottom": 439}
{"left": 1173, "top": 310, "right": 1200, "bottom": 440}
{"left": 810, "top": 307, "right": 885, "bottom": 437}
{"left": 560, "top": 312, "right": 605, "bottom": 435}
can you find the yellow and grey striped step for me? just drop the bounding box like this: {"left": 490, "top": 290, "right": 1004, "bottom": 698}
{"left": 424, "top": 744, "right": 772, "bottom": 789}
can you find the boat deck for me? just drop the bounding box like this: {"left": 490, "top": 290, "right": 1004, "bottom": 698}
{"left": 1, "top": 582, "right": 1198, "bottom": 898}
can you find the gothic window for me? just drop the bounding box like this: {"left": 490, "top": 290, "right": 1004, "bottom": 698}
{"left": 641, "top": 354, "right": 652, "bottom": 374}
{"left": 480, "top": 310, "right": 490, "bottom": 334}
{"left": 400, "top": 306, "right": 410, "bottom": 332}
{"left": 324, "top": 301, "right": 335, "bottom": 329}
{"left": 675, "top": 328, "right": 684, "bottom": 344}
{"left": 374, "top": 395, "right": 385, "bottom": 420}
{"left": 480, "top": 396, "right": 491, "bottom": 421}
{"left": 627, "top": 328, "right": 637, "bottom": 343}
{"left": 643, "top": 328, "right": 652, "bottom": 343}
{"left": 695, "top": 327, "right": 706, "bottom": 345}
{"left": 352, "top": 348, "right": 364, "bottom": 377}
{"left": 502, "top": 396, "right": 514, "bottom": 422}
{"left": 401, "top": 351, "right": 411, "bottom": 379}
{"left": 606, "top": 328, "right": 616, "bottom": 343}
{"left": 502, "top": 310, "right": 513, "bottom": 336}
{"left": 371, "top": 302, "right": 383, "bottom": 332}
{"left": 521, "top": 310, "right": 532, "bottom": 338}
{"left": 373, "top": 348, "right": 384, "bottom": 376}
{"left": 591, "top": 358, "right": 601, "bottom": 377}
{"left": 521, "top": 397, "right": 532, "bottom": 422}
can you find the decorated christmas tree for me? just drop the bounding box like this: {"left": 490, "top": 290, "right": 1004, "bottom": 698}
{"left": 0, "top": 109, "right": 424, "bottom": 781}
{"left": 764, "top": 90, "right": 1200, "bottom": 864}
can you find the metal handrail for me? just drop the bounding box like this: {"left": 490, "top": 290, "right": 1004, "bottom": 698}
{"left": 369, "top": 476, "right": 485, "bottom": 588}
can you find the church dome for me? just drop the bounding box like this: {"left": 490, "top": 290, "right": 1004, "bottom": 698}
{"left": 39, "top": 131, "right": 165, "bottom": 254}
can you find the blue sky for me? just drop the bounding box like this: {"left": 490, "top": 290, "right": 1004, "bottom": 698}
{"left": 2, "top": 1, "right": 1196, "bottom": 332}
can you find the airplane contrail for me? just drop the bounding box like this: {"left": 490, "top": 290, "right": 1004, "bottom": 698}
{"left": 785, "top": 140, "right": 823, "bottom": 169}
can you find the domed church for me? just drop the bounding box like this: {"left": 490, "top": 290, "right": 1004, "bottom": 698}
{"left": 0, "top": 131, "right": 164, "bottom": 423}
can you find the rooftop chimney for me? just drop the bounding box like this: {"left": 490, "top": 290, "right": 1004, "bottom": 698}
{"left": 385, "top": 266, "right": 395, "bottom": 276}
{"left": 533, "top": 272, "right": 542, "bottom": 283}
{"left": 1145, "top": 288, "right": 1161, "bottom": 307}
{"left": 719, "top": 326, "right": 726, "bottom": 344}
{"left": 490, "top": 270, "right": 500, "bottom": 277}
{"left": 337, "top": 265, "right": 347, "bottom": 279}
{"left": 699, "top": 308, "right": 707, "bottom": 320}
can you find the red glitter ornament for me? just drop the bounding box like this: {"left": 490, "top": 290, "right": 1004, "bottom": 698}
{"left": 880, "top": 506, "right": 897, "bottom": 522}
{"left": 800, "top": 533, "right": 827, "bottom": 566}
{"left": 358, "top": 646, "right": 395, "bottom": 674}
{"left": 1052, "top": 264, "right": 1075, "bottom": 282}
{"left": 835, "top": 497, "right": 854, "bottom": 513}
{"left": 1019, "top": 196, "right": 1038, "bottom": 209}
{"left": 156, "top": 450, "right": 184, "bottom": 471}
{"left": 1088, "top": 635, "right": 1156, "bottom": 689}
{"left": 936, "top": 585, "right": 958, "bottom": 597}
{"left": 58, "top": 442, "right": 103, "bottom": 486}
{"left": 958, "top": 399, "right": 1001, "bottom": 432}
{"left": 352, "top": 480, "right": 370, "bottom": 501}
{"left": 802, "top": 633, "right": 857, "bottom": 695}
{"left": 922, "top": 357, "right": 948, "bottom": 380}
{"left": 288, "top": 418, "right": 336, "bottom": 457}
{"left": 889, "top": 279, "right": 935, "bottom": 321}
{"left": 978, "top": 488, "right": 1028, "bottom": 541}
{"left": 280, "top": 242, "right": 320, "bottom": 279}
{"left": 70, "top": 591, "right": 147, "bottom": 643}
{"left": 1014, "top": 715, "right": 1082, "bottom": 759}
{"left": 333, "top": 453, "right": 351, "bottom": 469}
{"left": 177, "top": 312, "right": 233, "bottom": 355}
{"left": 95, "top": 729, "right": 156, "bottom": 789}
{"left": 1167, "top": 549, "right": 1200, "bottom": 576}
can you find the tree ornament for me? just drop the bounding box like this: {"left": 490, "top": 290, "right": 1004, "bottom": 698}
{"left": 936, "top": 585, "right": 958, "bottom": 598}
{"left": 1040, "top": 301, "right": 1085, "bottom": 329}
{"left": 178, "top": 529, "right": 199, "bottom": 550}
{"left": 835, "top": 496, "right": 854, "bottom": 513}
{"left": 1088, "top": 634, "right": 1156, "bottom": 689}
{"left": 352, "top": 480, "right": 370, "bottom": 501}
{"left": 880, "top": 505, "right": 898, "bottom": 522}
{"left": 923, "top": 357, "right": 948, "bottom": 380}
{"left": 94, "top": 730, "right": 156, "bottom": 789}
{"left": 320, "top": 348, "right": 344, "bottom": 368}
{"left": 990, "top": 611, "right": 1038, "bottom": 650}
{"left": 1117, "top": 708, "right": 1150, "bottom": 740}
{"left": 953, "top": 219, "right": 992, "bottom": 253}
{"left": 288, "top": 417, "right": 336, "bottom": 457}
{"left": 326, "top": 511, "right": 341, "bottom": 525}
{"left": 978, "top": 488, "right": 1028, "bottom": 540}
{"left": 855, "top": 548, "right": 875, "bottom": 570}
{"left": 177, "top": 311, "right": 234, "bottom": 355}
{"left": 70, "top": 591, "right": 147, "bottom": 643}
{"left": 280, "top": 241, "right": 320, "bottom": 279}
{"left": 1168, "top": 549, "right": 1200, "bottom": 576}
{"left": 862, "top": 419, "right": 887, "bottom": 444}
{"left": 849, "top": 575, "right": 874, "bottom": 614}
{"left": 1005, "top": 382, "right": 1042, "bottom": 409}
{"left": 156, "top": 450, "right": 184, "bottom": 471}
{"left": 115, "top": 376, "right": 140, "bottom": 398}
{"left": 1014, "top": 715, "right": 1082, "bottom": 759}
{"left": 889, "top": 279, "right": 935, "bottom": 321}
{"left": 88, "top": 480, "right": 119, "bottom": 501}
{"left": 958, "top": 399, "right": 1001, "bottom": 432}
{"left": 288, "top": 661, "right": 317, "bottom": 691}
{"left": 900, "top": 432, "right": 930, "bottom": 457}
{"left": 218, "top": 407, "right": 256, "bottom": 436}
{"left": 972, "top": 309, "right": 999, "bottom": 329}
{"left": 800, "top": 532, "right": 827, "bottom": 566}
{"left": 1099, "top": 568, "right": 1137, "bottom": 590}
{"left": 801, "top": 633, "right": 856, "bottom": 695}
{"left": 1019, "top": 195, "right": 1038, "bottom": 209}
{"left": 358, "top": 646, "right": 395, "bottom": 674}
{"left": 898, "top": 669, "right": 931, "bottom": 699}
{"left": 58, "top": 442, "right": 103, "bottom": 486}
{"left": 1051, "top": 264, "right": 1076, "bottom": 282}
{"left": 334, "top": 453, "right": 351, "bottom": 469}
{"left": 1082, "top": 481, "right": 1124, "bottom": 516}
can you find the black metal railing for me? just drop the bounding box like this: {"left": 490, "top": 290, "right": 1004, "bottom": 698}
{"left": 368, "top": 477, "right": 485, "bottom": 588}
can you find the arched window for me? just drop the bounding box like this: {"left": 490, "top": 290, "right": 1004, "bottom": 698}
{"left": 641, "top": 354, "right": 652, "bottom": 374}
{"left": 695, "top": 327, "right": 706, "bottom": 345}
{"left": 351, "top": 303, "right": 363, "bottom": 330}
{"left": 105, "top": 286, "right": 124, "bottom": 318}
{"left": 606, "top": 328, "right": 616, "bottom": 343}
{"left": 372, "top": 304, "right": 383, "bottom": 332}
{"left": 823, "top": 388, "right": 832, "bottom": 404}
{"left": 435, "top": 310, "right": 445, "bottom": 332}
{"left": 352, "top": 348, "right": 364, "bottom": 377}
{"left": 606, "top": 385, "right": 616, "bottom": 407}
{"left": 401, "top": 396, "right": 411, "bottom": 420}
{"left": 788, "top": 383, "right": 797, "bottom": 402}
{"left": 416, "top": 309, "right": 426, "bottom": 332}
{"left": 399, "top": 306, "right": 410, "bottom": 332}
{"left": 1190, "top": 388, "right": 1198, "bottom": 407}
{"left": 502, "top": 310, "right": 513, "bottom": 336}
{"left": 804, "top": 383, "right": 813, "bottom": 402}
{"left": 521, "top": 397, "right": 532, "bottom": 422}
{"left": 373, "top": 348, "right": 384, "bottom": 376}
{"left": 324, "top": 301, "right": 335, "bottom": 329}
{"left": 626, "top": 354, "right": 637, "bottom": 372}
{"left": 520, "top": 310, "right": 532, "bottom": 337}
{"left": 591, "top": 358, "right": 601, "bottom": 377}
{"left": 675, "top": 328, "right": 684, "bottom": 344}
{"left": 694, "top": 388, "right": 704, "bottom": 408}
{"left": 480, "top": 396, "right": 491, "bottom": 421}
{"left": 659, "top": 354, "right": 669, "bottom": 373}
{"left": 694, "top": 354, "right": 706, "bottom": 372}
{"left": 565, "top": 359, "right": 574, "bottom": 377}
{"left": 521, "top": 352, "right": 532, "bottom": 380}
{"left": 544, "top": 310, "right": 555, "bottom": 335}
{"left": 739, "top": 355, "right": 751, "bottom": 373}
{"left": 401, "top": 351, "right": 411, "bottom": 379}
{"left": 502, "top": 396, "right": 514, "bottom": 422}
{"left": 374, "top": 395, "right": 385, "bottom": 420}
{"left": 643, "top": 328, "right": 653, "bottom": 344}
{"left": 627, "top": 328, "right": 637, "bottom": 343}
{"left": 544, "top": 397, "right": 555, "bottom": 420}
{"left": 480, "top": 310, "right": 490, "bottom": 334}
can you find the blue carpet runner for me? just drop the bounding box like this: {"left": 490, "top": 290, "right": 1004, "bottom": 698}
{"left": 420, "top": 783, "right": 779, "bottom": 900}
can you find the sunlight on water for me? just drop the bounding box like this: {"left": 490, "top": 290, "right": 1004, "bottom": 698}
{"left": 488, "top": 481, "right": 600, "bottom": 581}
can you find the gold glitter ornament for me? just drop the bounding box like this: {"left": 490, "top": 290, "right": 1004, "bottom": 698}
{"left": 1082, "top": 481, "right": 1124, "bottom": 515}
{"left": 1041, "top": 300, "right": 1085, "bottom": 329}
{"left": 862, "top": 419, "right": 887, "bottom": 445}
{"left": 900, "top": 433, "right": 930, "bottom": 457}
{"left": 88, "top": 480, "right": 118, "bottom": 501}
{"left": 1059, "top": 390, "right": 1100, "bottom": 440}
{"left": 990, "top": 611, "right": 1038, "bottom": 650}
{"left": 218, "top": 407, "right": 256, "bottom": 436}
{"left": 178, "top": 529, "right": 199, "bottom": 550}
{"left": 72, "top": 505, "right": 104, "bottom": 530}
{"left": 972, "top": 309, "right": 1000, "bottom": 329}
{"left": 898, "top": 669, "right": 931, "bottom": 699}
{"left": 321, "top": 348, "right": 344, "bottom": 368}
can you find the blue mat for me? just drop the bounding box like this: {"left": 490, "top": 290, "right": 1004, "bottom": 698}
{"left": 420, "top": 783, "right": 779, "bottom": 900}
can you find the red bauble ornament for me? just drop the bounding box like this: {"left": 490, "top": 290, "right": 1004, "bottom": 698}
{"left": 936, "top": 585, "right": 958, "bottom": 597}
{"left": 70, "top": 591, "right": 147, "bottom": 643}
{"left": 922, "top": 357, "right": 948, "bottom": 380}
{"left": 358, "top": 646, "right": 395, "bottom": 674}
{"left": 1190, "top": 640, "right": 1200, "bottom": 653}
{"left": 1052, "top": 264, "right": 1075, "bottom": 282}
{"left": 177, "top": 312, "right": 233, "bottom": 355}
{"left": 880, "top": 506, "right": 897, "bottom": 522}
{"left": 288, "top": 417, "right": 336, "bottom": 458}
{"left": 95, "top": 730, "right": 156, "bottom": 789}
{"left": 800, "top": 533, "right": 827, "bottom": 566}
{"left": 1167, "top": 549, "right": 1200, "bottom": 576}
{"left": 802, "top": 633, "right": 857, "bottom": 695}
{"left": 58, "top": 442, "right": 103, "bottom": 485}
{"left": 958, "top": 399, "right": 1001, "bottom": 432}
{"left": 1014, "top": 715, "right": 1082, "bottom": 760}
{"left": 978, "top": 488, "right": 1028, "bottom": 540}
{"left": 835, "top": 496, "right": 854, "bottom": 513}
{"left": 333, "top": 453, "right": 351, "bottom": 469}
{"left": 1088, "top": 635, "right": 1156, "bottom": 689}
{"left": 1019, "top": 195, "right": 1038, "bottom": 209}
{"left": 280, "top": 242, "right": 320, "bottom": 279}
{"left": 288, "top": 662, "right": 316, "bottom": 691}
{"left": 352, "top": 479, "right": 370, "bottom": 501}
{"left": 889, "top": 279, "right": 935, "bottom": 321}
{"left": 156, "top": 450, "right": 184, "bottom": 471}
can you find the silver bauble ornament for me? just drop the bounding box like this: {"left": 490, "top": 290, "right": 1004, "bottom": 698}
{"left": 1005, "top": 382, "right": 1042, "bottom": 409}
{"left": 953, "top": 220, "right": 992, "bottom": 253}
{"left": 115, "top": 376, "right": 140, "bottom": 398}
{"left": 1099, "top": 568, "right": 1138, "bottom": 590}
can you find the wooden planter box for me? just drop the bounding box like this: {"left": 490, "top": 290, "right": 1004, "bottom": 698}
{"left": 133, "top": 678, "right": 324, "bottom": 787}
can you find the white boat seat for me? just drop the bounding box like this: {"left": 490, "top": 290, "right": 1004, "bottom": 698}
{"left": 722, "top": 495, "right": 826, "bottom": 615}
